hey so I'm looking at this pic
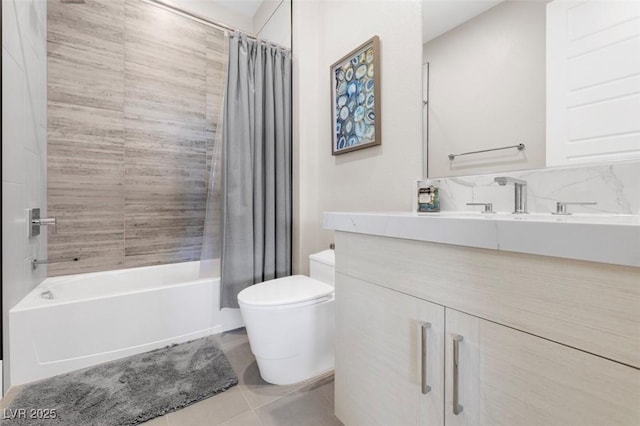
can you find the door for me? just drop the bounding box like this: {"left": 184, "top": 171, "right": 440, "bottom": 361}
{"left": 335, "top": 273, "right": 445, "bottom": 425}
{"left": 445, "top": 309, "right": 640, "bottom": 426}
{"left": 546, "top": 0, "right": 640, "bottom": 166}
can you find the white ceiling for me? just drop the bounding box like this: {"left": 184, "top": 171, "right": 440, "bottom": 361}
{"left": 213, "top": 0, "right": 265, "bottom": 18}
{"left": 422, "top": 0, "right": 504, "bottom": 43}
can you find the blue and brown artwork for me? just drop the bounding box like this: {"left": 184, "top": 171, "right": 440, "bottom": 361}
{"left": 331, "top": 36, "right": 380, "bottom": 155}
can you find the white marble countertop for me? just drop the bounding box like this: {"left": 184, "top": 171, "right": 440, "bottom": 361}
{"left": 324, "top": 211, "right": 640, "bottom": 267}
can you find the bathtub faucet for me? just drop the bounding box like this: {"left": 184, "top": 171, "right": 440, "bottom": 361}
{"left": 32, "top": 257, "right": 79, "bottom": 270}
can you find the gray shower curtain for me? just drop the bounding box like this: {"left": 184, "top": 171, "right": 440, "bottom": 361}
{"left": 220, "top": 32, "right": 292, "bottom": 309}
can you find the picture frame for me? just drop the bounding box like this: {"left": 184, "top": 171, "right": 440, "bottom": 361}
{"left": 330, "top": 35, "right": 381, "bottom": 155}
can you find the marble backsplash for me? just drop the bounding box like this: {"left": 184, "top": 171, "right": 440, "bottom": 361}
{"left": 429, "top": 160, "right": 639, "bottom": 215}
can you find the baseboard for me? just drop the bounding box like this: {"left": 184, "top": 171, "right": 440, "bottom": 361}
{"left": 221, "top": 308, "right": 244, "bottom": 331}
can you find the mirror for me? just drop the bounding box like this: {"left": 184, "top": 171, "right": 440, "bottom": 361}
{"left": 422, "top": 0, "right": 640, "bottom": 178}
{"left": 422, "top": 0, "right": 546, "bottom": 178}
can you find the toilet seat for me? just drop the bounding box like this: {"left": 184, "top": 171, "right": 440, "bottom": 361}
{"left": 237, "top": 275, "right": 334, "bottom": 308}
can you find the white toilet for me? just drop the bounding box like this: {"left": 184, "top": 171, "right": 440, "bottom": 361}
{"left": 237, "top": 250, "right": 335, "bottom": 385}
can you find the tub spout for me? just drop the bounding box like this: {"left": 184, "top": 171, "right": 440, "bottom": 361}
{"left": 32, "top": 257, "right": 79, "bottom": 270}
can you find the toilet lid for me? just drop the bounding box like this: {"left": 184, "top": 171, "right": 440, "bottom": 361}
{"left": 237, "top": 275, "right": 334, "bottom": 307}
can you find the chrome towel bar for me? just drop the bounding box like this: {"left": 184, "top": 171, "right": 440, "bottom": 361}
{"left": 448, "top": 143, "right": 525, "bottom": 161}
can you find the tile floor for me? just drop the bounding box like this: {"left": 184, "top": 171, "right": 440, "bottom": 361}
{"left": 1, "top": 328, "right": 342, "bottom": 426}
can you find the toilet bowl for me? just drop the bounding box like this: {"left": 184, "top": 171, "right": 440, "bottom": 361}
{"left": 237, "top": 250, "right": 335, "bottom": 385}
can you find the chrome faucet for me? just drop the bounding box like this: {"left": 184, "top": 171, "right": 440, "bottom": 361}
{"left": 494, "top": 176, "right": 528, "bottom": 214}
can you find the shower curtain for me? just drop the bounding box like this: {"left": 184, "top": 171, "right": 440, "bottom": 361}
{"left": 218, "top": 32, "right": 292, "bottom": 309}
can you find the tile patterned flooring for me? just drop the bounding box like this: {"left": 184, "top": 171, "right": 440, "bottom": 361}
{"left": 1, "top": 329, "right": 342, "bottom": 426}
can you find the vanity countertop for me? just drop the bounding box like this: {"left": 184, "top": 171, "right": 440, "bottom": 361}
{"left": 324, "top": 211, "right": 640, "bottom": 267}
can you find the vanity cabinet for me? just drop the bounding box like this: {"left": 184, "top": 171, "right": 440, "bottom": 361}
{"left": 336, "top": 273, "right": 444, "bottom": 425}
{"left": 333, "top": 231, "right": 640, "bottom": 426}
{"left": 445, "top": 309, "right": 638, "bottom": 426}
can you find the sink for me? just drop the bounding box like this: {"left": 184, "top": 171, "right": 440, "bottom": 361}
{"left": 324, "top": 211, "right": 640, "bottom": 267}
{"left": 421, "top": 211, "right": 640, "bottom": 225}
{"left": 515, "top": 213, "right": 640, "bottom": 225}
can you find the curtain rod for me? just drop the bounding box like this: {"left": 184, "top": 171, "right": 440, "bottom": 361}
{"left": 142, "top": 0, "right": 291, "bottom": 50}
{"left": 141, "top": 0, "right": 258, "bottom": 39}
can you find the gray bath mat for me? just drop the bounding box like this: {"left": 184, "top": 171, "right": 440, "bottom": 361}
{"left": 4, "top": 335, "right": 238, "bottom": 426}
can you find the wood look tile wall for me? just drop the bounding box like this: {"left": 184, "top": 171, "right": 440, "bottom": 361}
{"left": 47, "top": 0, "right": 226, "bottom": 276}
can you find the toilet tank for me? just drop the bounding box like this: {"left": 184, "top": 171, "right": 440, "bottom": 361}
{"left": 309, "top": 250, "right": 335, "bottom": 286}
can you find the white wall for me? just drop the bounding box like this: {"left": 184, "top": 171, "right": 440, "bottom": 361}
{"left": 2, "top": 0, "right": 48, "bottom": 392}
{"left": 423, "top": 0, "right": 546, "bottom": 178}
{"left": 422, "top": 0, "right": 502, "bottom": 43}
{"left": 293, "top": 0, "right": 423, "bottom": 274}
{"left": 163, "top": 0, "right": 254, "bottom": 33}
{"left": 256, "top": 0, "right": 291, "bottom": 48}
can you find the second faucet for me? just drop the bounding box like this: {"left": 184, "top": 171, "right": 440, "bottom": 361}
{"left": 494, "top": 176, "right": 528, "bottom": 214}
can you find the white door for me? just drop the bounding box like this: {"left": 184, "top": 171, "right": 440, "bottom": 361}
{"left": 546, "top": 0, "right": 640, "bottom": 166}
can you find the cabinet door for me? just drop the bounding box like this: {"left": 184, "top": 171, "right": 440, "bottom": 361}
{"left": 445, "top": 309, "right": 640, "bottom": 426}
{"left": 335, "top": 273, "right": 445, "bottom": 426}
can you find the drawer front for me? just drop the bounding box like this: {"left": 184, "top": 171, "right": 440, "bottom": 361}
{"left": 335, "top": 231, "right": 640, "bottom": 367}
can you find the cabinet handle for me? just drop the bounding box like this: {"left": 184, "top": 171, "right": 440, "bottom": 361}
{"left": 421, "top": 322, "right": 431, "bottom": 394}
{"left": 452, "top": 334, "right": 464, "bottom": 415}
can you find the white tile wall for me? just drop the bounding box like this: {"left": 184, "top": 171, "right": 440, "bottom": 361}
{"left": 256, "top": 0, "right": 291, "bottom": 48}
{"left": 2, "top": 51, "right": 25, "bottom": 185}
{"left": 2, "top": 0, "right": 48, "bottom": 392}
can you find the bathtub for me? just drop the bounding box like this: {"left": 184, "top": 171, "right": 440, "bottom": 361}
{"left": 9, "top": 261, "right": 243, "bottom": 386}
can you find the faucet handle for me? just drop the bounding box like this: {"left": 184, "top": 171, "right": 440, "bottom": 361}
{"left": 32, "top": 217, "right": 57, "bottom": 234}
{"left": 28, "top": 208, "right": 57, "bottom": 237}
{"left": 466, "top": 202, "right": 495, "bottom": 214}
{"left": 552, "top": 201, "right": 597, "bottom": 215}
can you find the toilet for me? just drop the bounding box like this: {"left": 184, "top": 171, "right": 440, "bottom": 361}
{"left": 237, "top": 250, "right": 335, "bottom": 385}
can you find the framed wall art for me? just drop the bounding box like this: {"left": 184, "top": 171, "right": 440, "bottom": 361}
{"left": 330, "top": 35, "right": 381, "bottom": 155}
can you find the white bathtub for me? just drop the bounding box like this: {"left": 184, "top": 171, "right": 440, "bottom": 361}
{"left": 9, "top": 261, "right": 243, "bottom": 386}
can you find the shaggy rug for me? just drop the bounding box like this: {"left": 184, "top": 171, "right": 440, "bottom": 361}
{"left": 3, "top": 335, "right": 238, "bottom": 426}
